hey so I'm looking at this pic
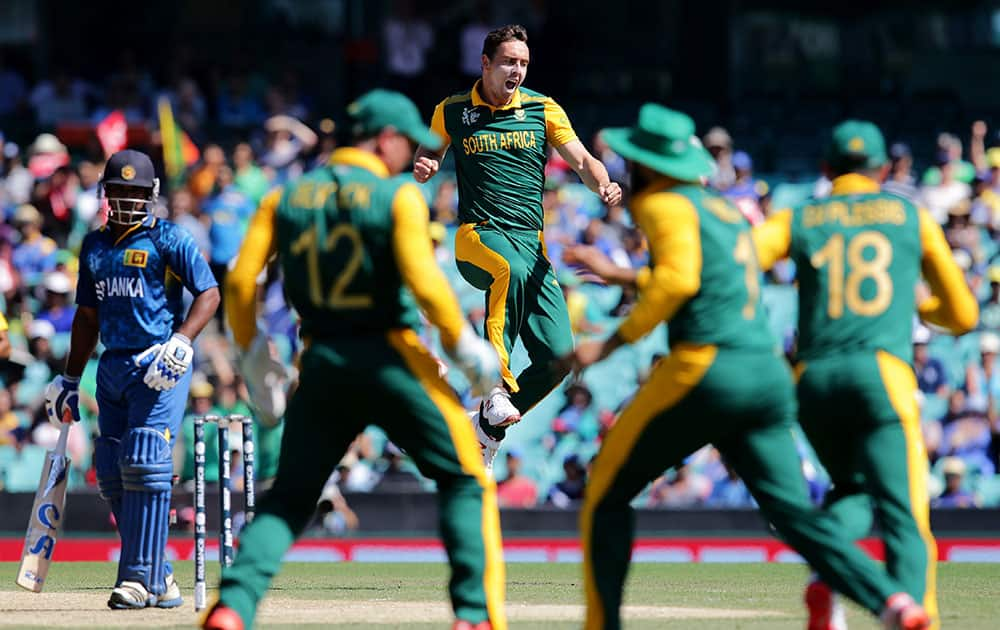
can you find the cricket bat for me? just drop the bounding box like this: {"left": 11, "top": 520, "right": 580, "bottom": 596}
{"left": 15, "top": 423, "right": 71, "bottom": 592}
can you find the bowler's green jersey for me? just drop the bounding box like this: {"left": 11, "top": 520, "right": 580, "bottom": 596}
{"left": 431, "top": 81, "right": 578, "bottom": 231}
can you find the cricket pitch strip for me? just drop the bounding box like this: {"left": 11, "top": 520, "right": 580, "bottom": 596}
{"left": 0, "top": 591, "right": 786, "bottom": 627}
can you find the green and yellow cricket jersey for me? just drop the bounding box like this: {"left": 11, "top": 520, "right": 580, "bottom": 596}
{"left": 754, "top": 174, "right": 979, "bottom": 363}
{"left": 431, "top": 81, "right": 578, "bottom": 231}
{"left": 615, "top": 180, "right": 775, "bottom": 351}
{"left": 226, "top": 148, "right": 467, "bottom": 350}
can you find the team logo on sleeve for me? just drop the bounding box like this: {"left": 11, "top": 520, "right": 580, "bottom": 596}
{"left": 123, "top": 249, "right": 148, "bottom": 268}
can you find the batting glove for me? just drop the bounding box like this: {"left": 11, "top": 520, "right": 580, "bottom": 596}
{"left": 44, "top": 375, "right": 80, "bottom": 425}
{"left": 447, "top": 325, "right": 501, "bottom": 398}
{"left": 141, "top": 333, "right": 194, "bottom": 391}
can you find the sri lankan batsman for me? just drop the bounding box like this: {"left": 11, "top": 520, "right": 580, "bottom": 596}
{"left": 566, "top": 104, "right": 931, "bottom": 630}
{"left": 46, "top": 150, "right": 220, "bottom": 609}
{"left": 204, "top": 90, "right": 505, "bottom": 630}
{"left": 753, "top": 120, "right": 978, "bottom": 630}
{"left": 413, "top": 24, "right": 622, "bottom": 470}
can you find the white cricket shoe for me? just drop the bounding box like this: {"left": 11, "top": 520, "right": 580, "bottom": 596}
{"left": 156, "top": 572, "right": 183, "bottom": 608}
{"left": 108, "top": 580, "right": 155, "bottom": 609}
{"left": 471, "top": 412, "right": 503, "bottom": 476}
{"left": 480, "top": 387, "right": 521, "bottom": 428}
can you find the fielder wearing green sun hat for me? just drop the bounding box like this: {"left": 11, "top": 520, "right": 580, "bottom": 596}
{"left": 601, "top": 103, "right": 717, "bottom": 183}
{"left": 347, "top": 89, "right": 443, "bottom": 152}
{"left": 825, "top": 119, "right": 888, "bottom": 174}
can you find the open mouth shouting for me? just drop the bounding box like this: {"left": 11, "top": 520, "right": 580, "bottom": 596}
{"left": 505, "top": 77, "right": 520, "bottom": 92}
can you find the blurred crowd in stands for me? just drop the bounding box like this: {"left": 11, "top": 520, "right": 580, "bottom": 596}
{"left": 1, "top": 42, "right": 1000, "bottom": 518}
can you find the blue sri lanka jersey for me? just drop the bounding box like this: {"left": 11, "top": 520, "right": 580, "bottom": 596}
{"left": 76, "top": 217, "right": 217, "bottom": 351}
{"left": 203, "top": 186, "right": 254, "bottom": 265}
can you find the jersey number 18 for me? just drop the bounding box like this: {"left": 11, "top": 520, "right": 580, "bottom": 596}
{"left": 810, "top": 231, "right": 893, "bottom": 319}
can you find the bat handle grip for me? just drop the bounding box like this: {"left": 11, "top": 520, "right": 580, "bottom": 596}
{"left": 54, "top": 422, "right": 70, "bottom": 458}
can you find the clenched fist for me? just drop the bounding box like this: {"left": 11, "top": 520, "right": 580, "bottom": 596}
{"left": 599, "top": 182, "right": 623, "bottom": 207}
{"left": 413, "top": 156, "right": 440, "bottom": 183}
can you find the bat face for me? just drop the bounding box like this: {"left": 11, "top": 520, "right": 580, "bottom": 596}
{"left": 16, "top": 451, "right": 70, "bottom": 592}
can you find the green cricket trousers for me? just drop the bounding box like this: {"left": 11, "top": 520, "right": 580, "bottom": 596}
{"left": 797, "top": 350, "right": 938, "bottom": 629}
{"left": 581, "top": 343, "right": 910, "bottom": 630}
{"left": 216, "top": 330, "right": 506, "bottom": 629}
{"left": 455, "top": 222, "right": 574, "bottom": 425}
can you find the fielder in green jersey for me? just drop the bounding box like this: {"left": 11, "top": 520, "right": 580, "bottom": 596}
{"left": 754, "top": 120, "right": 979, "bottom": 630}
{"left": 563, "top": 105, "right": 931, "bottom": 630}
{"left": 205, "top": 90, "right": 506, "bottom": 630}
{"left": 413, "top": 24, "right": 622, "bottom": 472}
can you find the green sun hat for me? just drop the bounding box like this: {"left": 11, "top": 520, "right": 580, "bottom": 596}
{"left": 347, "top": 89, "right": 443, "bottom": 151}
{"left": 601, "top": 104, "right": 716, "bottom": 183}
{"left": 826, "top": 120, "right": 887, "bottom": 173}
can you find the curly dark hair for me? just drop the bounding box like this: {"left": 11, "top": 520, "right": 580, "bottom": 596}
{"left": 482, "top": 24, "right": 528, "bottom": 60}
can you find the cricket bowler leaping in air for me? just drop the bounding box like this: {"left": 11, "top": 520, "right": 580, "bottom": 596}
{"left": 44, "top": 149, "right": 219, "bottom": 609}
{"left": 414, "top": 24, "right": 622, "bottom": 473}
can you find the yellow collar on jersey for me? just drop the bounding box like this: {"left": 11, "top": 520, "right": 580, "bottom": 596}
{"left": 108, "top": 215, "right": 157, "bottom": 246}
{"left": 329, "top": 147, "right": 390, "bottom": 178}
{"left": 830, "top": 173, "right": 881, "bottom": 196}
{"left": 471, "top": 79, "right": 523, "bottom": 111}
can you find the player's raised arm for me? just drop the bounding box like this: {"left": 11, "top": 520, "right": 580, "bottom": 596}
{"left": 226, "top": 188, "right": 281, "bottom": 351}
{"left": 562, "top": 192, "right": 701, "bottom": 374}
{"left": 751, "top": 208, "right": 793, "bottom": 272}
{"left": 391, "top": 182, "right": 499, "bottom": 396}
{"left": 391, "top": 183, "right": 464, "bottom": 347}
{"left": 412, "top": 102, "right": 451, "bottom": 183}
{"left": 917, "top": 208, "right": 979, "bottom": 334}
{"left": 615, "top": 192, "right": 702, "bottom": 344}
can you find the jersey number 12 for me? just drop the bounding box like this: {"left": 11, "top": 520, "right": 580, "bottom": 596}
{"left": 290, "top": 223, "right": 373, "bottom": 309}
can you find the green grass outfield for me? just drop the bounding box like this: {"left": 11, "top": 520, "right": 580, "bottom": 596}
{"left": 1, "top": 562, "right": 998, "bottom": 628}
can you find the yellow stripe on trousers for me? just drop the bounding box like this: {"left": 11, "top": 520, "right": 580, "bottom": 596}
{"left": 876, "top": 350, "right": 939, "bottom": 629}
{"left": 387, "top": 329, "right": 507, "bottom": 630}
{"left": 454, "top": 223, "right": 518, "bottom": 391}
{"left": 581, "top": 343, "right": 717, "bottom": 629}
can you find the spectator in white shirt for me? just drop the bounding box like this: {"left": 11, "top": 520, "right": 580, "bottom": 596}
{"left": 922, "top": 151, "right": 972, "bottom": 224}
